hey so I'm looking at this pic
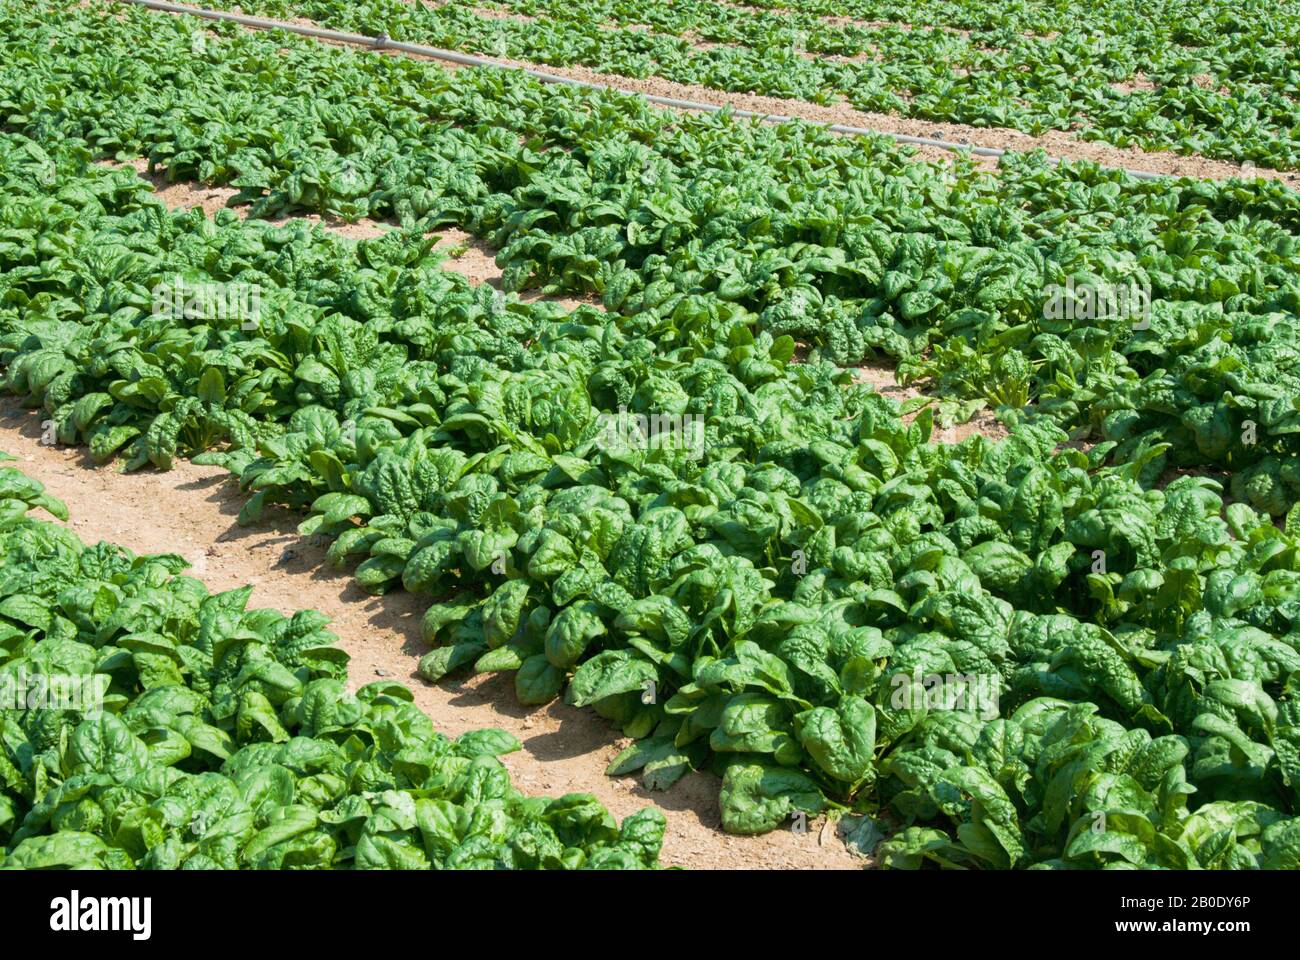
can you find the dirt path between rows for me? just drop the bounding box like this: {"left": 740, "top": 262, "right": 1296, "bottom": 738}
{"left": 0, "top": 398, "right": 864, "bottom": 869}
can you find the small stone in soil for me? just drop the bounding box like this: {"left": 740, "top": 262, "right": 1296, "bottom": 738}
{"left": 375, "top": 668, "right": 392, "bottom": 677}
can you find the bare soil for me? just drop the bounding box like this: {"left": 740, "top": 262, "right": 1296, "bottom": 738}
{"left": 854, "top": 362, "right": 1008, "bottom": 441}
{"left": 469, "top": 4, "right": 536, "bottom": 21}
{"left": 1111, "top": 73, "right": 1158, "bottom": 94}
{"left": 854, "top": 361, "right": 918, "bottom": 401}
{"left": 821, "top": 13, "right": 972, "bottom": 37}
{"left": 428, "top": 227, "right": 602, "bottom": 311}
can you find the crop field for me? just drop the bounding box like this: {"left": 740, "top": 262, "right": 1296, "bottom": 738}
{"left": 192, "top": 0, "right": 1300, "bottom": 177}
{"left": 1, "top": 0, "right": 1299, "bottom": 881}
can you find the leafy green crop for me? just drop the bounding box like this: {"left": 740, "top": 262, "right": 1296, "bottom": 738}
{"left": 7, "top": 0, "right": 1300, "bottom": 494}
{"left": 0, "top": 452, "right": 664, "bottom": 869}
{"left": 5, "top": 1, "right": 1300, "bottom": 869}
{"left": 194, "top": 0, "right": 1300, "bottom": 170}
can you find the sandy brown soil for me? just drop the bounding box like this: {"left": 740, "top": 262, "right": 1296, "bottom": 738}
{"left": 470, "top": 4, "right": 536, "bottom": 21}
{"left": 854, "top": 360, "right": 918, "bottom": 402}
{"left": 821, "top": 13, "right": 971, "bottom": 36}
{"left": 822, "top": 49, "right": 878, "bottom": 64}
{"left": 429, "top": 227, "right": 602, "bottom": 311}
{"left": 937, "top": 407, "right": 1008, "bottom": 443}
{"left": 1111, "top": 73, "right": 1158, "bottom": 94}
{"left": 854, "top": 362, "right": 1007, "bottom": 441}
{"left": 110, "top": 157, "right": 245, "bottom": 219}
{"left": 0, "top": 400, "right": 865, "bottom": 869}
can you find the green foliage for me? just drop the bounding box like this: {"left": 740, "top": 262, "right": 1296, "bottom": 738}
{"left": 0, "top": 459, "right": 663, "bottom": 869}
{"left": 4, "top": 1, "right": 1300, "bottom": 870}
{"left": 202, "top": 0, "right": 1300, "bottom": 169}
